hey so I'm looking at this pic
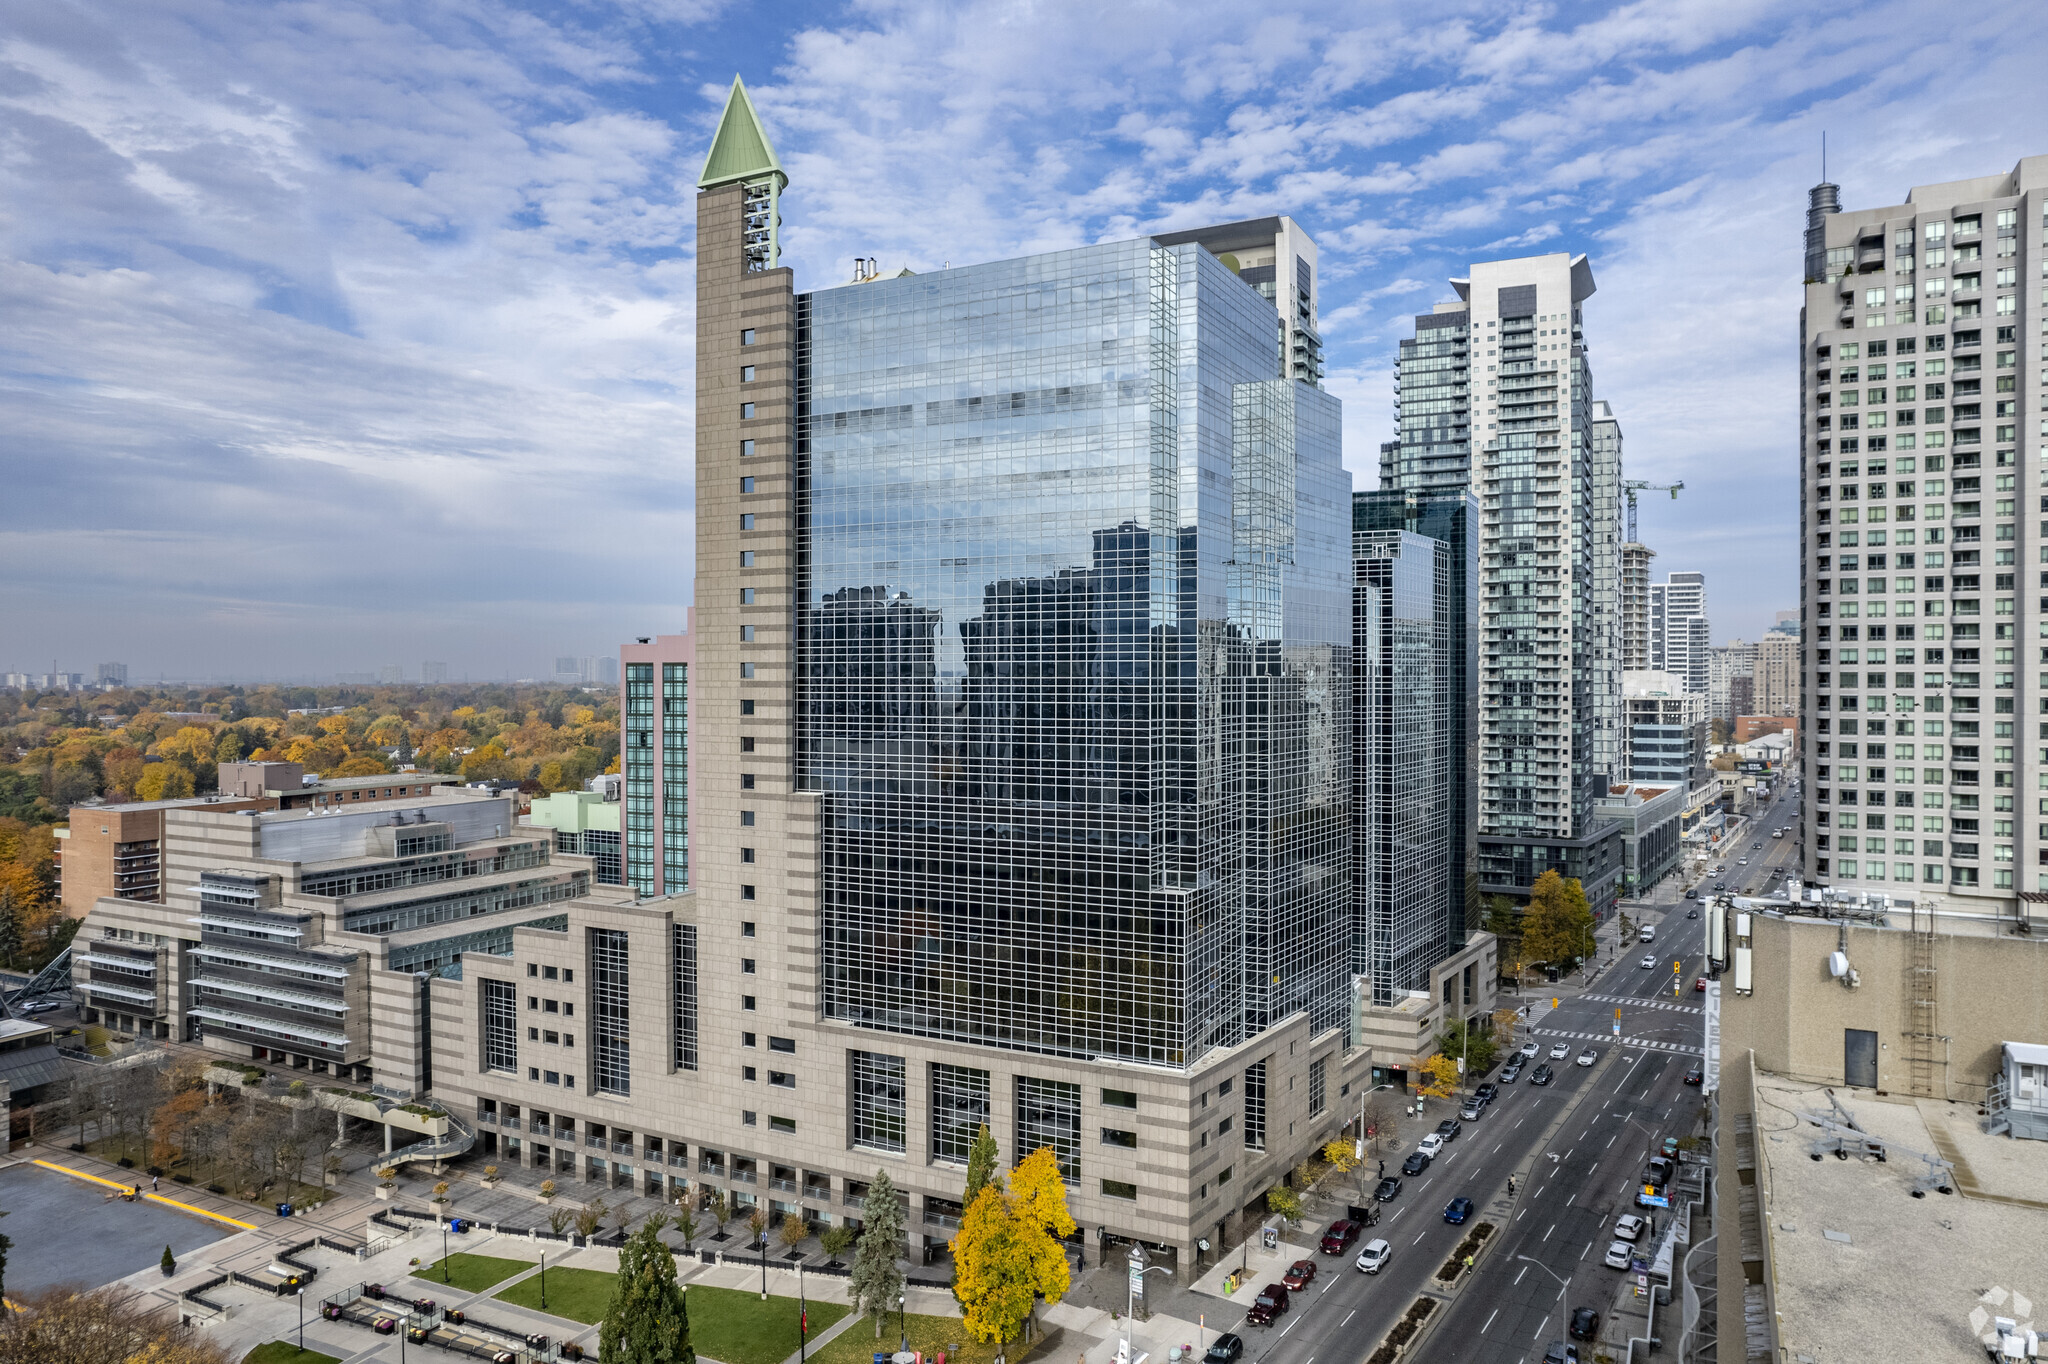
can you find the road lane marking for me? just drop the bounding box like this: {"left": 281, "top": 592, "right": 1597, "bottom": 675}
{"left": 1581, "top": 1240, "right": 1593, "bottom": 1260}
{"left": 1514, "top": 1264, "right": 1528, "bottom": 1285}
{"left": 1483, "top": 1308, "right": 1499, "bottom": 1333}
{"left": 1543, "top": 1222, "right": 1555, "bottom": 1241}
{"left": 1414, "top": 1232, "right": 1426, "bottom": 1244}
{"left": 1343, "top": 1310, "right": 1355, "bottom": 1326}
{"left": 1606, "top": 1134, "right": 1616, "bottom": 1148}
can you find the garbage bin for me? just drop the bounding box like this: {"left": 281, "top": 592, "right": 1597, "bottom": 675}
{"left": 276, "top": 1202, "right": 293, "bottom": 1217}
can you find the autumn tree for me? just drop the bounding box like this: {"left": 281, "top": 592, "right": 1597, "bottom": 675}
{"left": 0, "top": 1285, "right": 230, "bottom": 1364}
{"left": 135, "top": 766, "right": 194, "bottom": 802}
{"left": 1322, "top": 1139, "right": 1364, "bottom": 1197}
{"left": 949, "top": 1185, "right": 1036, "bottom": 1352}
{"left": 1264, "top": 1184, "right": 1303, "bottom": 1225}
{"left": 1520, "top": 870, "right": 1595, "bottom": 967}
{"left": 1006, "top": 1146, "right": 1074, "bottom": 1334}
{"left": 1415, "top": 1053, "right": 1461, "bottom": 1101}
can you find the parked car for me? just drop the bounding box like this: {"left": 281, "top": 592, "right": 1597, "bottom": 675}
{"left": 1435, "top": 1119, "right": 1462, "bottom": 1143}
{"left": 1203, "top": 1333, "right": 1244, "bottom": 1364}
{"left": 1443, "top": 1197, "right": 1474, "bottom": 1224}
{"left": 1475, "top": 1082, "right": 1499, "bottom": 1103}
{"left": 1576, "top": 1047, "right": 1598, "bottom": 1067}
{"left": 1246, "top": 1284, "right": 1290, "bottom": 1327}
{"left": 1460, "top": 1099, "right": 1484, "bottom": 1121}
{"left": 1354, "top": 1238, "right": 1392, "bottom": 1274}
{"left": 1569, "top": 1307, "right": 1601, "bottom": 1341}
{"left": 1646, "top": 1156, "right": 1675, "bottom": 1185}
{"left": 1542, "top": 1344, "right": 1581, "bottom": 1364}
{"left": 1500, "top": 1060, "right": 1524, "bottom": 1083}
{"left": 1417, "top": 1134, "right": 1445, "bottom": 1158}
{"left": 1403, "top": 1151, "right": 1432, "bottom": 1176}
{"left": 1374, "top": 1176, "right": 1403, "bottom": 1202}
{"left": 1530, "top": 1064, "right": 1555, "bottom": 1086}
{"left": 1684, "top": 1062, "right": 1704, "bottom": 1087}
{"left": 1604, "top": 1240, "right": 1635, "bottom": 1269}
{"left": 1613, "top": 1213, "right": 1647, "bottom": 1241}
{"left": 1318, "top": 1220, "right": 1360, "bottom": 1255}
{"left": 1283, "top": 1259, "right": 1318, "bottom": 1290}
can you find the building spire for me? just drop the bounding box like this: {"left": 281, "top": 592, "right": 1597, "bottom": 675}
{"left": 698, "top": 76, "right": 786, "bottom": 191}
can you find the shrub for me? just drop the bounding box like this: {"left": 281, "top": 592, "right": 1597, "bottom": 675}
{"left": 539, "top": 1179, "right": 558, "bottom": 1199}
{"left": 173, "top": 1173, "right": 194, "bottom": 1185}
{"left": 484, "top": 1165, "right": 500, "bottom": 1180}
{"left": 206, "top": 1183, "right": 226, "bottom": 1195}
{"left": 118, "top": 1157, "right": 135, "bottom": 1168}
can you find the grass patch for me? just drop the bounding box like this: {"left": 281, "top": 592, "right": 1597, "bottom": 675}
{"left": 493, "top": 1264, "right": 616, "bottom": 1324}
{"left": 808, "top": 1311, "right": 1022, "bottom": 1364}
{"left": 415, "top": 1252, "right": 532, "bottom": 1293}
{"left": 243, "top": 1344, "right": 343, "bottom": 1364}
{"left": 683, "top": 1284, "right": 850, "bottom": 1364}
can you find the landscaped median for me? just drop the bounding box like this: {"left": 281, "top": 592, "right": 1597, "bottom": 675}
{"left": 1434, "top": 1221, "right": 1496, "bottom": 1282}
{"left": 1363, "top": 1297, "right": 1437, "bottom": 1364}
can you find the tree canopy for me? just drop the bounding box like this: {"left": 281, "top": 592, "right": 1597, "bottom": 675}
{"left": 1520, "top": 869, "right": 1594, "bottom": 966}
{"left": 850, "top": 1170, "right": 906, "bottom": 1338}
{"left": 599, "top": 1218, "right": 694, "bottom": 1364}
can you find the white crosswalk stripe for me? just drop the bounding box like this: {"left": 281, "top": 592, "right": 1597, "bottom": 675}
{"left": 1530, "top": 1026, "right": 1703, "bottom": 1057}
{"left": 1583, "top": 993, "right": 1702, "bottom": 1015}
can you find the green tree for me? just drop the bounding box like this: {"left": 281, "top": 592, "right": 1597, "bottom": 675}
{"left": 598, "top": 1217, "right": 694, "bottom": 1364}
{"left": 1436, "top": 1018, "right": 1498, "bottom": 1078}
{"left": 1521, "top": 870, "right": 1594, "bottom": 967}
{"left": 1480, "top": 894, "right": 1525, "bottom": 979}
{"left": 965, "top": 1122, "right": 1002, "bottom": 1205}
{"left": 949, "top": 1185, "right": 1035, "bottom": 1350}
{"left": 850, "top": 1170, "right": 906, "bottom": 1338}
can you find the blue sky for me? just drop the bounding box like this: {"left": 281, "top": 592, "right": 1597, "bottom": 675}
{"left": 1, "top": 0, "right": 2039, "bottom": 679}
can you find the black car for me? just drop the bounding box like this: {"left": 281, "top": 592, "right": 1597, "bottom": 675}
{"left": 1569, "top": 1307, "right": 1601, "bottom": 1340}
{"left": 1684, "top": 1062, "right": 1704, "bottom": 1087}
{"left": 1401, "top": 1151, "right": 1431, "bottom": 1176}
{"left": 1204, "top": 1333, "right": 1245, "bottom": 1364}
{"left": 1475, "top": 1082, "right": 1499, "bottom": 1103}
{"left": 1687, "top": 908, "right": 1699, "bottom": 918}
{"left": 1684, "top": 888, "right": 1697, "bottom": 899}
{"left": 1374, "top": 1176, "right": 1403, "bottom": 1202}
{"left": 1435, "top": 1119, "right": 1462, "bottom": 1143}
{"left": 1530, "top": 1063, "right": 1555, "bottom": 1086}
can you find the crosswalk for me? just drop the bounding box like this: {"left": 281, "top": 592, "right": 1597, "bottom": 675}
{"left": 1533, "top": 1026, "right": 1702, "bottom": 1057}
{"left": 1584, "top": 992, "right": 1702, "bottom": 1013}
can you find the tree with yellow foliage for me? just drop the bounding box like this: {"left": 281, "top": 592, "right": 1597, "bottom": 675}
{"left": 1322, "top": 1139, "right": 1364, "bottom": 1198}
{"left": 1414, "top": 1053, "right": 1461, "bottom": 1101}
{"left": 949, "top": 1185, "right": 1036, "bottom": 1351}
{"left": 1007, "top": 1146, "right": 1074, "bottom": 1314}
{"left": 135, "top": 765, "right": 194, "bottom": 802}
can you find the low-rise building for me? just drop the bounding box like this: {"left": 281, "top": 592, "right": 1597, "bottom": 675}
{"left": 523, "top": 786, "right": 623, "bottom": 886}
{"left": 1595, "top": 782, "right": 1687, "bottom": 899}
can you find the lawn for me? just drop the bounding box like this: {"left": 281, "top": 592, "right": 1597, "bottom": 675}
{"left": 684, "top": 1283, "right": 851, "bottom": 1364}
{"left": 415, "top": 1252, "right": 533, "bottom": 1293}
{"left": 243, "top": 1344, "right": 342, "bottom": 1364}
{"left": 493, "top": 1264, "right": 616, "bottom": 1324}
{"left": 808, "top": 1311, "right": 1032, "bottom": 1364}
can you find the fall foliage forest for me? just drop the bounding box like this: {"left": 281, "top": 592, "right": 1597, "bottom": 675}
{"left": 0, "top": 682, "right": 621, "bottom": 972}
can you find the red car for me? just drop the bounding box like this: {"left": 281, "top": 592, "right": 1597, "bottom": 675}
{"left": 1245, "top": 1283, "right": 1290, "bottom": 1326}
{"left": 1694, "top": 976, "right": 1708, "bottom": 992}
{"left": 1282, "top": 1258, "right": 1318, "bottom": 1290}
{"left": 1318, "top": 1218, "right": 1360, "bottom": 1254}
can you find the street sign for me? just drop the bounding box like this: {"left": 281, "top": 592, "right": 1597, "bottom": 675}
{"left": 1612, "top": 1022, "right": 1620, "bottom": 1035}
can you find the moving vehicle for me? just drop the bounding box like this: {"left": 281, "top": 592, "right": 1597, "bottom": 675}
{"left": 1576, "top": 1047, "right": 1598, "bottom": 1067}
{"left": 1318, "top": 1220, "right": 1360, "bottom": 1255}
{"left": 1530, "top": 1063, "right": 1555, "bottom": 1086}
{"left": 1417, "top": 1134, "right": 1445, "bottom": 1158}
{"left": 1753, "top": 841, "right": 1763, "bottom": 850}
{"left": 1283, "top": 1259, "right": 1318, "bottom": 1290}
{"left": 1639, "top": 926, "right": 1656, "bottom": 943}
{"left": 1355, "top": 1238, "right": 1392, "bottom": 1274}
{"left": 1604, "top": 1240, "right": 1635, "bottom": 1269}
{"left": 1569, "top": 1307, "right": 1602, "bottom": 1340}
{"left": 1203, "top": 1333, "right": 1244, "bottom": 1364}
{"left": 1519, "top": 1041, "right": 1541, "bottom": 1059}
{"left": 1684, "top": 1062, "right": 1704, "bottom": 1087}
{"left": 1443, "top": 1197, "right": 1474, "bottom": 1224}
{"left": 1687, "top": 908, "right": 1699, "bottom": 918}
{"left": 1773, "top": 829, "right": 1785, "bottom": 839}
{"left": 1695, "top": 976, "right": 1708, "bottom": 992}
{"left": 1403, "top": 1150, "right": 1431, "bottom": 1176}
{"left": 1640, "top": 954, "right": 1658, "bottom": 969}
{"left": 1613, "top": 1213, "right": 1647, "bottom": 1241}
{"left": 1549, "top": 1041, "right": 1571, "bottom": 1059}
{"left": 1684, "top": 888, "right": 1697, "bottom": 899}
{"left": 1435, "top": 1119, "right": 1462, "bottom": 1143}
{"left": 1374, "top": 1176, "right": 1403, "bottom": 1202}
{"left": 1246, "top": 1284, "right": 1290, "bottom": 1327}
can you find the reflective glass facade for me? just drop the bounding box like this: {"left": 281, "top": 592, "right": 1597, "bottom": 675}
{"left": 624, "top": 663, "right": 655, "bottom": 894}
{"left": 795, "top": 240, "right": 1351, "bottom": 1068}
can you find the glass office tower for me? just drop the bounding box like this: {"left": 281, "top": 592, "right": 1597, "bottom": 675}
{"left": 795, "top": 240, "right": 1353, "bottom": 1068}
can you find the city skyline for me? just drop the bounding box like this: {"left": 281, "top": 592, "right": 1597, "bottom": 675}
{"left": 4, "top": 2, "right": 2038, "bottom": 677}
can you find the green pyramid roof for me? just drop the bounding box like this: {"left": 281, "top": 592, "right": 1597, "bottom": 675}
{"left": 697, "top": 76, "right": 785, "bottom": 190}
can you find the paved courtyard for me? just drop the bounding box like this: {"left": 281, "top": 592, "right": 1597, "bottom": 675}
{"left": 0, "top": 1161, "right": 237, "bottom": 1296}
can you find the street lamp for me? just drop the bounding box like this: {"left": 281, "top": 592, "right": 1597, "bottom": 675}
{"left": 1516, "top": 1255, "right": 1573, "bottom": 1351}
{"left": 539, "top": 1250, "right": 547, "bottom": 1311}
{"left": 898, "top": 1291, "right": 907, "bottom": 1355}
{"left": 296, "top": 1285, "right": 304, "bottom": 1352}
{"left": 442, "top": 1216, "right": 450, "bottom": 1283}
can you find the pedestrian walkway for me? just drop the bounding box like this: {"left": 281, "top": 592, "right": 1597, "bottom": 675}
{"left": 1582, "top": 994, "right": 1702, "bottom": 1015}
{"left": 1530, "top": 1026, "right": 1702, "bottom": 1057}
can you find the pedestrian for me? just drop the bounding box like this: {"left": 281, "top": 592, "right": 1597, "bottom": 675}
{"left": 152, "top": 1174, "right": 160, "bottom": 1193}
{"left": 1462, "top": 1254, "right": 1473, "bottom": 1273}
{"left": 1507, "top": 1175, "right": 1516, "bottom": 1195}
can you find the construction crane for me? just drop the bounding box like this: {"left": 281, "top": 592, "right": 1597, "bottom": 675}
{"left": 1622, "top": 480, "right": 1684, "bottom": 543}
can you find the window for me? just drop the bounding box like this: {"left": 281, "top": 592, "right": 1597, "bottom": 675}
{"left": 740, "top": 663, "right": 755, "bottom": 678}
{"left": 741, "top": 365, "right": 756, "bottom": 382}
{"left": 740, "top": 700, "right": 755, "bottom": 716}
{"left": 740, "top": 514, "right": 756, "bottom": 530}
{"left": 741, "top": 328, "right": 755, "bottom": 345}
{"left": 740, "top": 626, "right": 756, "bottom": 641}
{"left": 742, "top": 995, "right": 756, "bottom": 1010}
{"left": 741, "top": 402, "right": 755, "bottom": 419}
{"left": 740, "top": 810, "right": 755, "bottom": 826}
{"left": 743, "top": 1111, "right": 757, "bottom": 1126}
{"left": 769, "top": 1116, "right": 796, "bottom": 1134}
{"left": 1101, "top": 1179, "right": 1138, "bottom": 1201}
{"left": 483, "top": 978, "right": 518, "bottom": 1074}
{"left": 671, "top": 924, "right": 698, "bottom": 1072}
{"left": 739, "top": 551, "right": 755, "bottom": 567}
{"left": 1015, "top": 1076, "right": 1081, "bottom": 1182}
{"left": 1101, "top": 1088, "right": 1137, "bottom": 1109}
{"left": 589, "top": 927, "right": 631, "bottom": 1097}
{"left": 850, "top": 1051, "right": 908, "bottom": 1153}
{"left": 1100, "top": 1128, "right": 1137, "bottom": 1148}
{"left": 741, "top": 477, "right": 755, "bottom": 494}
{"left": 741, "top": 885, "right": 756, "bottom": 901}
{"left": 741, "top": 847, "right": 755, "bottom": 863}
{"left": 1243, "top": 1061, "right": 1268, "bottom": 1152}
{"left": 769, "top": 1071, "right": 795, "bottom": 1088}
{"left": 742, "top": 957, "right": 757, "bottom": 973}
{"left": 743, "top": 1065, "right": 758, "bottom": 1081}
{"left": 768, "top": 1036, "right": 795, "bottom": 1052}
{"left": 543, "top": 966, "right": 558, "bottom": 981}
{"left": 931, "top": 1063, "right": 991, "bottom": 1165}
{"left": 741, "top": 774, "right": 756, "bottom": 789}
{"left": 741, "top": 439, "right": 755, "bottom": 457}
{"left": 545, "top": 999, "right": 559, "bottom": 1014}
{"left": 1308, "top": 1055, "right": 1327, "bottom": 1117}
{"left": 742, "top": 1032, "right": 756, "bottom": 1046}
{"left": 527, "top": 964, "right": 537, "bottom": 977}
{"left": 740, "top": 588, "right": 755, "bottom": 604}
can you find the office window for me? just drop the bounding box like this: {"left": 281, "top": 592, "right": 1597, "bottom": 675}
{"left": 741, "top": 328, "right": 755, "bottom": 345}
{"left": 1243, "top": 1061, "right": 1268, "bottom": 1152}
{"left": 739, "top": 551, "right": 755, "bottom": 567}
{"left": 1100, "top": 1128, "right": 1137, "bottom": 1148}
{"left": 741, "top": 365, "right": 756, "bottom": 382}
{"left": 768, "top": 1036, "right": 794, "bottom": 1052}
{"left": 589, "top": 927, "right": 631, "bottom": 1097}
{"left": 930, "top": 1063, "right": 991, "bottom": 1166}
{"left": 671, "top": 924, "right": 698, "bottom": 1072}
{"left": 740, "top": 588, "right": 755, "bottom": 604}
{"left": 741, "top": 402, "right": 755, "bottom": 419}
{"left": 850, "top": 1050, "right": 907, "bottom": 1153}
{"left": 741, "top": 477, "right": 755, "bottom": 494}
{"left": 482, "top": 978, "right": 518, "bottom": 1074}
{"left": 741, "top": 439, "right": 755, "bottom": 457}
{"left": 1015, "top": 1076, "right": 1081, "bottom": 1183}
{"left": 1101, "top": 1179, "right": 1138, "bottom": 1201}
{"left": 1308, "top": 1056, "right": 1327, "bottom": 1117}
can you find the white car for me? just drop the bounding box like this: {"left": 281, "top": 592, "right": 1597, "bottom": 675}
{"left": 1355, "top": 1238, "right": 1392, "bottom": 1274}
{"left": 1519, "top": 1041, "right": 1541, "bottom": 1059}
{"left": 1604, "top": 1240, "right": 1635, "bottom": 1270}
{"left": 1417, "top": 1134, "right": 1446, "bottom": 1158}
{"left": 1549, "top": 1042, "right": 1571, "bottom": 1060}
{"left": 1640, "top": 954, "right": 1657, "bottom": 969}
{"left": 1576, "top": 1048, "right": 1598, "bottom": 1067}
{"left": 1613, "top": 1214, "right": 1647, "bottom": 1241}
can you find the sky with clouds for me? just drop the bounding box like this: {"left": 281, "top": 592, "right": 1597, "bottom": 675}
{"left": 1, "top": 0, "right": 2039, "bottom": 681}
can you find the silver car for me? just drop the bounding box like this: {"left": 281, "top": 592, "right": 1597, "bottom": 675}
{"left": 1355, "top": 1238, "right": 1392, "bottom": 1274}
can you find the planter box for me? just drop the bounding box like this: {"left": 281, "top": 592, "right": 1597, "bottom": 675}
{"left": 376, "top": 1186, "right": 394, "bottom": 1201}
